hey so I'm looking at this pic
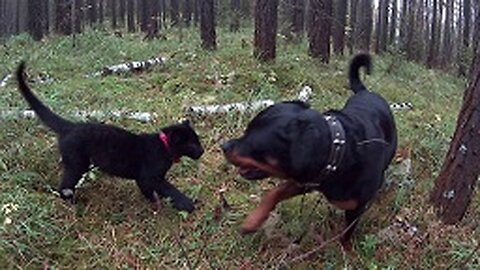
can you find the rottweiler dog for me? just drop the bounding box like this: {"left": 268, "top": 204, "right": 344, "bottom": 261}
{"left": 222, "top": 54, "right": 397, "bottom": 248}
{"left": 16, "top": 62, "right": 204, "bottom": 212}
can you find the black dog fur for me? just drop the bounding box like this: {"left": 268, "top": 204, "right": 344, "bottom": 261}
{"left": 16, "top": 62, "right": 204, "bottom": 212}
{"left": 222, "top": 54, "right": 397, "bottom": 247}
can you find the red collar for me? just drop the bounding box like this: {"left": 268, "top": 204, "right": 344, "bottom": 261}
{"left": 159, "top": 132, "right": 180, "bottom": 163}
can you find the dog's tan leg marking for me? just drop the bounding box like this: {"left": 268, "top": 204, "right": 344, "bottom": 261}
{"left": 241, "top": 181, "right": 305, "bottom": 234}
{"left": 329, "top": 199, "right": 358, "bottom": 210}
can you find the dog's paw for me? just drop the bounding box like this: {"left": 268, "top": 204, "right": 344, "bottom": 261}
{"left": 173, "top": 197, "right": 195, "bottom": 213}
{"left": 59, "top": 189, "right": 76, "bottom": 204}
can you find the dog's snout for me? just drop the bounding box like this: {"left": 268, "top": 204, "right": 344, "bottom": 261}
{"left": 221, "top": 140, "right": 234, "bottom": 153}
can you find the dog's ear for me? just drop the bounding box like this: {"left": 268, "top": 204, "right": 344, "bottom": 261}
{"left": 288, "top": 114, "right": 323, "bottom": 179}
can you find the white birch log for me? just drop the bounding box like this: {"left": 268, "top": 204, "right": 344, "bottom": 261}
{"left": 0, "top": 74, "right": 12, "bottom": 88}
{"left": 185, "top": 85, "right": 313, "bottom": 116}
{"left": 92, "top": 57, "right": 167, "bottom": 77}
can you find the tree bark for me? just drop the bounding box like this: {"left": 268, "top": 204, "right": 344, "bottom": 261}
{"left": 388, "top": 0, "right": 397, "bottom": 46}
{"left": 119, "top": 0, "right": 125, "bottom": 26}
{"left": 430, "top": 51, "right": 480, "bottom": 224}
{"left": 200, "top": 0, "right": 216, "bottom": 50}
{"left": 353, "top": 0, "right": 372, "bottom": 51}
{"left": 27, "top": 0, "right": 45, "bottom": 41}
{"left": 308, "top": 0, "right": 332, "bottom": 62}
{"left": 184, "top": 0, "right": 192, "bottom": 27}
{"left": 441, "top": 0, "right": 454, "bottom": 66}
{"left": 291, "top": 0, "right": 305, "bottom": 40}
{"left": 230, "top": 0, "right": 241, "bottom": 32}
{"left": 375, "top": 0, "right": 389, "bottom": 53}
{"left": 55, "top": 0, "right": 72, "bottom": 35}
{"left": 254, "top": 0, "right": 278, "bottom": 61}
{"left": 332, "top": 0, "right": 346, "bottom": 54}
{"left": 87, "top": 0, "right": 97, "bottom": 25}
{"left": 127, "top": 0, "right": 135, "bottom": 32}
{"left": 111, "top": 0, "right": 117, "bottom": 29}
{"left": 427, "top": 0, "right": 439, "bottom": 67}
{"left": 170, "top": 0, "right": 179, "bottom": 26}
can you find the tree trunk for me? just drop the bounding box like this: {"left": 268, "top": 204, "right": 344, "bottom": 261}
{"left": 291, "top": 0, "right": 305, "bottom": 40}
{"left": 427, "top": 0, "right": 438, "bottom": 67}
{"left": 119, "top": 0, "right": 125, "bottom": 26}
{"left": 27, "top": 0, "right": 45, "bottom": 41}
{"left": 375, "top": 0, "right": 389, "bottom": 53}
{"left": 111, "top": 0, "right": 117, "bottom": 29}
{"left": 140, "top": 0, "right": 148, "bottom": 31}
{"left": 230, "top": 0, "right": 241, "bottom": 32}
{"left": 473, "top": 0, "right": 480, "bottom": 56}
{"left": 254, "top": 0, "right": 278, "bottom": 61}
{"left": 55, "top": 0, "right": 71, "bottom": 35}
{"left": 184, "top": 0, "right": 192, "bottom": 27}
{"left": 193, "top": 0, "right": 199, "bottom": 25}
{"left": 348, "top": 0, "right": 358, "bottom": 53}
{"left": 171, "top": 0, "right": 179, "bottom": 26}
{"left": 127, "top": 0, "right": 135, "bottom": 32}
{"left": 200, "top": 0, "right": 216, "bottom": 50}
{"left": 308, "top": 0, "right": 332, "bottom": 62}
{"left": 441, "top": 0, "right": 454, "bottom": 66}
{"left": 388, "top": 0, "right": 397, "bottom": 46}
{"left": 430, "top": 51, "right": 480, "bottom": 224}
{"left": 99, "top": 0, "right": 104, "bottom": 24}
{"left": 87, "top": 0, "right": 96, "bottom": 25}
{"left": 459, "top": 0, "right": 472, "bottom": 75}
{"left": 353, "top": 0, "right": 372, "bottom": 51}
{"left": 74, "top": 0, "right": 83, "bottom": 33}
{"left": 332, "top": 0, "right": 346, "bottom": 54}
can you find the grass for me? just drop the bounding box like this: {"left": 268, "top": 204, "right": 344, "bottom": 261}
{"left": 0, "top": 27, "right": 479, "bottom": 269}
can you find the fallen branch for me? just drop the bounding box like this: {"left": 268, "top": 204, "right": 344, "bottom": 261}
{"left": 0, "top": 109, "right": 157, "bottom": 123}
{"left": 185, "top": 85, "right": 313, "bottom": 116}
{"left": 279, "top": 216, "right": 360, "bottom": 267}
{"left": 91, "top": 57, "right": 167, "bottom": 77}
{"left": 390, "top": 102, "right": 413, "bottom": 111}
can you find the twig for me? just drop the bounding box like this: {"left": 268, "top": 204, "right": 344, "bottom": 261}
{"left": 173, "top": 232, "right": 195, "bottom": 270}
{"left": 281, "top": 216, "right": 360, "bottom": 266}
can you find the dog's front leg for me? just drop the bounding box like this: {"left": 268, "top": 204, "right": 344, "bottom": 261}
{"left": 156, "top": 180, "right": 195, "bottom": 213}
{"left": 241, "top": 181, "right": 307, "bottom": 234}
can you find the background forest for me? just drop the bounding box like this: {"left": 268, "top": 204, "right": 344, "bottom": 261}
{"left": 0, "top": 0, "right": 479, "bottom": 269}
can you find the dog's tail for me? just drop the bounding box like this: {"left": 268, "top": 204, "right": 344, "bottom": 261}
{"left": 16, "top": 62, "right": 74, "bottom": 135}
{"left": 349, "top": 54, "right": 371, "bottom": 93}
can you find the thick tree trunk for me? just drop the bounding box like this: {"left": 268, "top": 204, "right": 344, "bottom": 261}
{"left": 254, "top": 0, "right": 278, "bottom": 62}
{"left": 171, "top": 0, "right": 179, "bottom": 26}
{"left": 99, "top": 0, "right": 104, "bottom": 24}
{"left": 332, "top": 0, "right": 346, "bottom": 54}
{"left": 388, "top": 0, "right": 397, "bottom": 46}
{"left": 353, "top": 0, "right": 372, "bottom": 51}
{"left": 87, "top": 0, "right": 97, "bottom": 25}
{"left": 200, "top": 0, "right": 216, "bottom": 50}
{"left": 375, "top": 0, "right": 388, "bottom": 53}
{"left": 27, "top": 0, "right": 45, "bottom": 41}
{"left": 119, "top": 0, "right": 125, "bottom": 26}
{"left": 184, "top": 0, "right": 192, "bottom": 27}
{"left": 127, "top": 0, "right": 135, "bottom": 32}
{"left": 441, "top": 0, "right": 454, "bottom": 66}
{"left": 111, "top": 0, "right": 117, "bottom": 29}
{"left": 74, "top": 0, "right": 83, "bottom": 33}
{"left": 193, "top": 0, "right": 199, "bottom": 25}
{"left": 427, "top": 0, "right": 439, "bottom": 67}
{"left": 348, "top": 0, "right": 358, "bottom": 53}
{"left": 56, "top": 0, "right": 72, "bottom": 35}
{"left": 140, "top": 0, "right": 148, "bottom": 31}
{"left": 430, "top": 51, "right": 480, "bottom": 224}
{"left": 308, "top": 0, "right": 332, "bottom": 62}
{"left": 230, "top": 0, "right": 241, "bottom": 32}
{"left": 291, "top": 0, "right": 305, "bottom": 40}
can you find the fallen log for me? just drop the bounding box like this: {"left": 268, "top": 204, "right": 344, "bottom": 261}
{"left": 91, "top": 57, "right": 167, "bottom": 77}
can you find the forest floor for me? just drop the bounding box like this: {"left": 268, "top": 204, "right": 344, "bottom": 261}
{"left": 0, "top": 28, "right": 478, "bottom": 269}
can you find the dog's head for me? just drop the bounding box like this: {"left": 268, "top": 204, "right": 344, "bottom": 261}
{"left": 164, "top": 120, "right": 204, "bottom": 160}
{"left": 221, "top": 101, "right": 331, "bottom": 181}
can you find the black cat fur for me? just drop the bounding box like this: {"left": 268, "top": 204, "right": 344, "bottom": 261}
{"left": 16, "top": 62, "right": 204, "bottom": 212}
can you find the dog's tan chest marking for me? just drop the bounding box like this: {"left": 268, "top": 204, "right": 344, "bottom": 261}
{"left": 329, "top": 199, "right": 358, "bottom": 210}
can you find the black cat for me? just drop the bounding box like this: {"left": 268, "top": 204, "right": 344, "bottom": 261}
{"left": 16, "top": 62, "right": 204, "bottom": 212}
